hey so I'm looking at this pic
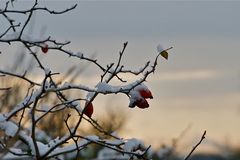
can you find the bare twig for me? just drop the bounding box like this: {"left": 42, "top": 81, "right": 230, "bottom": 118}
{"left": 184, "top": 130, "right": 206, "bottom": 160}
{"left": 1, "top": 3, "right": 77, "bottom": 15}
{"left": 0, "top": 69, "right": 40, "bottom": 86}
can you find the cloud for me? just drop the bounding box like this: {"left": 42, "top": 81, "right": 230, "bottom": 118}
{"left": 150, "top": 69, "right": 221, "bottom": 82}
{"left": 68, "top": 69, "right": 222, "bottom": 86}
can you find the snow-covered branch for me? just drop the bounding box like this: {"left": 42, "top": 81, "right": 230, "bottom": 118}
{"left": 0, "top": 1, "right": 173, "bottom": 159}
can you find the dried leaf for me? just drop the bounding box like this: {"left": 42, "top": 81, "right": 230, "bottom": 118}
{"left": 160, "top": 50, "right": 168, "bottom": 60}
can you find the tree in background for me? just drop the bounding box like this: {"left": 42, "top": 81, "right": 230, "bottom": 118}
{"left": 0, "top": 0, "right": 174, "bottom": 159}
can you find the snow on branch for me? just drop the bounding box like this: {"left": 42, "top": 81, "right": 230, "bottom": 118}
{"left": 0, "top": 1, "right": 175, "bottom": 159}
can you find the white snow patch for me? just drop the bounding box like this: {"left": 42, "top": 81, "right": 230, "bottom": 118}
{"left": 0, "top": 114, "right": 6, "bottom": 121}
{"left": 44, "top": 80, "right": 51, "bottom": 90}
{"left": 37, "top": 141, "right": 50, "bottom": 156}
{"left": 48, "top": 138, "right": 90, "bottom": 157}
{"left": 124, "top": 138, "right": 144, "bottom": 152}
{"left": 97, "top": 148, "right": 129, "bottom": 160}
{"left": 95, "top": 82, "right": 113, "bottom": 93}
{"left": 105, "top": 139, "right": 124, "bottom": 146}
{"left": 35, "top": 129, "right": 51, "bottom": 142}
{"left": 86, "top": 92, "right": 95, "bottom": 100}
{"left": 85, "top": 135, "right": 99, "bottom": 141}
{"left": 44, "top": 68, "right": 51, "bottom": 75}
{"left": 2, "top": 153, "right": 31, "bottom": 160}
{"left": 60, "top": 82, "right": 92, "bottom": 92}
{"left": 62, "top": 82, "right": 70, "bottom": 88}
{"left": 128, "top": 83, "right": 151, "bottom": 107}
{"left": 156, "top": 146, "right": 173, "bottom": 158}
{"left": 128, "top": 90, "right": 142, "bottom": 107}
{"left": 9, "top": 148, "right": 25, "bottom": 154}
{"left": 73, "top": 52, "right": 83, "bottom": 58}
{"left": 71, "top": 101, "right": 82, "bottom": 112}
{"left": 0, "top": 120, "right": 18, "bottom": 137}
{"left": 134, "top": 83, "right": 148, "bottom": 91}
{"left": 76, "top": 104, "right": 82, "bottom": 112}
{"left": 19, "top": 131, "right": 35, "bottom": 155}
{"left": 157, "top": 44, "right": 166, "bottom": 53}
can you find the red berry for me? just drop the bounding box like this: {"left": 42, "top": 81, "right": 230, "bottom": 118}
{"left": 84, "top": 102, "right": 93, "bottom": 118}
{"left": 41, "top": 44, "right": 48, "bottom": 53}
{"left": 135, "top": 98, "right": 149, "bottom": 109}
{"left": 138, "top": 89, "right": 153, "bottom": 99}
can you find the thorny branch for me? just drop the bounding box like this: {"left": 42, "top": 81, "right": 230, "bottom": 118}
{"left": 0, "top": 0, "right": 175, "bottom": 159}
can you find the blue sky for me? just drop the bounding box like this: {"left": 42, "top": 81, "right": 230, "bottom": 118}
{"left": 1, "top": 0, "right": 240, "bottom": 152}
{"left": 36, "top": 1, "right": 240, "bottom": 39}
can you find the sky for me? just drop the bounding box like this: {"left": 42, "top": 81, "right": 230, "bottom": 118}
{"left": 1, "top": 0, "right": 240, "bottom": 153}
